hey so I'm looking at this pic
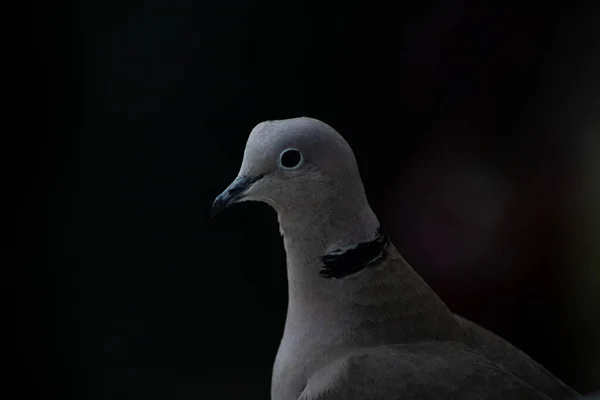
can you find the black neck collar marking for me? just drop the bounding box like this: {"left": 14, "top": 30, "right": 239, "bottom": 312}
{"left": 319, "top": 226, "right": 390, "bottom": 279}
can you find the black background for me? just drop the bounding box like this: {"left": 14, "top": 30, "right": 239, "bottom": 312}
{"left": 30, "top": 1, "right": 600, "bottom": 398}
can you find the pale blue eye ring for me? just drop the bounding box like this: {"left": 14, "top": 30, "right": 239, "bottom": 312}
{"left": 278, "top": 148, "right": 304, "bottom": 170}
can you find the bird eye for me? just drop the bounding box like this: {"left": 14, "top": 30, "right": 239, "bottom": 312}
{"left": 278, "top": 148, "right": 304, "bottom": 170}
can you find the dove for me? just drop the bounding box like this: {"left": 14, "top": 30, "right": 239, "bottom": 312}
{"left": 212, "top": 117, "right": 580, "bottom": 400}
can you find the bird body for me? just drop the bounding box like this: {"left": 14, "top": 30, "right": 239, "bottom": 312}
{"left": 212, "top": 117, "right": 580, "bottom": 399}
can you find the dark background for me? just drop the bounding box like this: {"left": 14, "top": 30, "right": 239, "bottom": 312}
{"left": 31, "top": 1, "right": 599, "bottom": 399}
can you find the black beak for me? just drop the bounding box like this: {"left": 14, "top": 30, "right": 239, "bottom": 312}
{"left": 211, "top": 174, "right": 263, "bottom": 218}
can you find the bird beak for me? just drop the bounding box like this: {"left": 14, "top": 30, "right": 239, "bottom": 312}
{"left": 211, "top": 174, "right": 263, "bottom": 218}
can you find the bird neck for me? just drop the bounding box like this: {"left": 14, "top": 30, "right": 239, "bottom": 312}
{"left": 278, "top": 202, "right": 382, "bottom": 281}
{"left": 277, "top": 203, "right": 457, "bottom": 346}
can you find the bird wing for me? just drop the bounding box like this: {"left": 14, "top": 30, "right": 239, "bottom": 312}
{"left": 299, "top": 341, "right": 554, "bottom": 400}
{"left": 455, "top": 315, "right": 580, "bottom": 399}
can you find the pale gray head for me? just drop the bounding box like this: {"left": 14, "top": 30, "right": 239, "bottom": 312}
{"left": 213, "top": 116, "right": 385, "bottom": 282}
{"left": 212, "top": 117, "right": 369, "bottom": 222}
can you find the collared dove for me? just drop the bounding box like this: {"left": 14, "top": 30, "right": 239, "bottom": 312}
{"left": 212, "top": 117, "right": 580, "bottom": 400}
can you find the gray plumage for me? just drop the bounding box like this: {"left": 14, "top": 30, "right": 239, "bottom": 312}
{"left": 212, "top": 117, "right": 580, "bottom": 400}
